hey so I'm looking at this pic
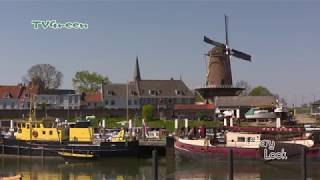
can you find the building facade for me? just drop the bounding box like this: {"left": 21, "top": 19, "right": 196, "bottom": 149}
{"left": 311, "top": 100, "right": 320, "bottom": 115}
{"left": 0, "top": 84, "right": 29, "bottom": 110}
{"left": 102, "top": 58, "right": 194, "bottom": 111}
{"left": 34, "top": 89, "right": 81, "bottom": 109}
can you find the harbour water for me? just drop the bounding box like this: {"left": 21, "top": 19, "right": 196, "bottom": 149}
{"left": 1, "top": 155, "right": 320, "bottom": 180}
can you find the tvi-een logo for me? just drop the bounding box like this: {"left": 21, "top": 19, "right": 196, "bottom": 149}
{"left": 260, "top": 140, "right": 288, "bottom": 160}
{"left": 31, "top": 20, "right": 88, "bottom": 30}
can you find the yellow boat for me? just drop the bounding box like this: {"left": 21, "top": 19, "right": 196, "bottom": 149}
{"left": 0, "top": 174, "right": 22, "bottom": 180}
{"left": 57, "top": 151, "right": 95, "bottom": 160}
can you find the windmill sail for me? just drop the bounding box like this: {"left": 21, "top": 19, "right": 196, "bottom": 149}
{"left": 231, "top": 49, "right": 251, "bottom": 61}
{"left": 203, "top": 36, "right": 225, "bottom": 48}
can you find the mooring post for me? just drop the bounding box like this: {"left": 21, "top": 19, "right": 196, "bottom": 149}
{"left": 229, "top": 148, "right": 234, "bottom": 180}
{"left": 184, "top": 118, "right": 188, "bottom": 138}
{"left": 301, "top": 147, "right": 306, "bottom": 180}
{"left": 152, "top": 149, "right": 158, "bottom": 180}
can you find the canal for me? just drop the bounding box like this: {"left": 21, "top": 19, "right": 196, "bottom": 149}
{"left": 1, "top": 155, "right": 320, "bottom": 179}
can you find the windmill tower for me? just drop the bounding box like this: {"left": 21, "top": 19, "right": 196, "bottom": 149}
{"left": 196, "top": 15, "right": 251, "bottom": 103}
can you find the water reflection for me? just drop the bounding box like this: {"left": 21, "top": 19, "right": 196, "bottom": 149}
{"left": 1, "top": 155, "right": 320, "bottom": 180}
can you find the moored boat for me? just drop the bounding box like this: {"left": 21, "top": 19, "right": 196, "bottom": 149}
{"left": 0, "top": 89, "right": 139, "bottom": 158}
{"left": 0, "top": 174, "right": 22, "bottom": 180}
{"left": 57, "top": 151, "right": 95, "bottom": 160}
{"left": 175, "top": 130, "right": 320, "bottom": 162}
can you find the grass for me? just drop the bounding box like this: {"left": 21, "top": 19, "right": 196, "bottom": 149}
{"left": 99, "top": 117, "right": 222, "bottom": 131}
{"left": 1, "top": 116, "right": 222, "bottom": 132}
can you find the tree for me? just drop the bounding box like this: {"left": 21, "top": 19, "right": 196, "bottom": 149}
{"left": 194, "top": 91, "right": 204, "bottom": 102}
{"left": 23, "top": 64, "right": 63, "bottom": 89}
{"left": 72, "top": 71, "right": 110, "bottom": 93}
{"left": 235, "top": 80, "right": 251, "bottom": 96}
{"left": 249, "top": 86, "right": 273, "bottom": 96}
{"left": 142, "top": 104, "right": 155, "bottom": 121}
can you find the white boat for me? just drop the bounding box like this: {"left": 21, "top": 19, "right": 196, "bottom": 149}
{"left": 245, "top": 108, "right": 276, "bottom": 120}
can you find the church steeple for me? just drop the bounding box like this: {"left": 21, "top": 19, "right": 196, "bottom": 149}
{"left": 133, "top": 56, "right": 141, "bottom": 81}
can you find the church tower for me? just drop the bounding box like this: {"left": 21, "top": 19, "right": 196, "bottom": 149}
{"left": 133, "top": 56, "right": 141, "bottom": 81}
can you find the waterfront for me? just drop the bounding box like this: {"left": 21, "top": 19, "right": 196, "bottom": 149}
{"left": 1, "top": 155, "right": 320, "bottom": 180}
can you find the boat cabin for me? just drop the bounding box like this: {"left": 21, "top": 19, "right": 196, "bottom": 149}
{"left": 226, "top": 132, "right": 261, "bottom": 148}
{"left": 15, "top": 120, "right": 94, "bottom": 143}
{"left": 15, "top": 121, "right": 67, "bottom": 142}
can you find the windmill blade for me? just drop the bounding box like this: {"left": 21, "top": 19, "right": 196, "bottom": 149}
{"left": 231, "top": 49, "right": 251, "bottom": 61}
{"left": 203, "top": 36, "right": 225, "bottom": 48}
{"left": 225, "top": 15, "right": 229, "bottom": 46}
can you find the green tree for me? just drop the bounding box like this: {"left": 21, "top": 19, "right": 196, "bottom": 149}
{"left": 194, "top": 92, "right": 204, "bottom": 102}
{"left": 142, "top": 104, "right": 155, "bottom": 121}
{"left": 72, "top": 71, "right": 110, "bottom": 93}
{"left": 249, "top": 86, "right": 273, "bottom": 96}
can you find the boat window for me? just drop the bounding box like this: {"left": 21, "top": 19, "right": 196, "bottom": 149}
{"left": 26, "top": 124, "right": 30, "bottom": 129}
{"left": 17, "top": 123, "right": 20, "bottom": 128}
{"left": 247, "top": 137, "right": 255, "bottom": 142}
{"left": 22, "top": 123, "right": 25, "bottom": 128}
{"left": 42, "top": 131, "right": 46, "bottom": 135}
{"left": 32, "top": 124, "right": 35, "bottom": 128}
{"left": 237, "top": 137, "right": 246, "bottom": 142}
{"left": 49, "top": 130, "right": 53, "bottom": 135}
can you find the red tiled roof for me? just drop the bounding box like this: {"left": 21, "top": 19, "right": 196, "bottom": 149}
{"left": 174, "top": 104, "right": 215, "bottom": 110}
{"left": 84, "top": 92, "right": 102, "bottom": 103}
{"left": 0, "top": 85, "right": 27, "bottom": 99}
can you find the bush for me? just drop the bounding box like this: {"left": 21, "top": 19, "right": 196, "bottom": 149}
{"left": 142, "top": 104, "right": 155, "bottom": 121}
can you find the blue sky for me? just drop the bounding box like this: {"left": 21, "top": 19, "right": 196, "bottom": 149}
{"left": 0, "top": 1, "right": 319, "bottom": 106}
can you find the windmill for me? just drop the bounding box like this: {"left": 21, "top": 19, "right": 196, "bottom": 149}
{"left": 196, "top": 15, "right": 251, "bottom": 102}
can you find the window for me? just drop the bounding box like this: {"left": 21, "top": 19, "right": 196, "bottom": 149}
{"left": 49, "top": 130, "right": 53, "bottom": 135}
{"left": 60, "top": 96, "right": 64, "bottom": 104}
{"left": 149, "top": 90, "right": 156, "bottom": 96}
{"left": 107, "top": 90, "right": 114, "bottom": 96}
{"left": 105, "top": 100, "right": 109, "bottom": 105}
{"left": 128, "top": 100, "right": 132, "bottom": 105}
{"left": 3, "top": 93, "right": 10, "bottom": 99}
{"left": 42, "top": 131, "right": 46, "bottom": 135}
{"left": 111, "top": 100, "right": 115, "bottom": 105}
{"left": 247, "top": 137, "right": 255, "bottom": 142}
{"left": 131, "top": 91, "right": 137, "bottom": 96}
{"left": 50, "top": 96, "right": 55, "bottom": 103}
{"left": 27, "top": 124, "right": 30, "bottom": 129}
{"left": 32, "top": 124, "right": 35, "bottom": 128}
{"left": 134, "top": 100, "right": 138, "bottom": 105}
{"left": 22, "top": 124, "right": 25, "bottom": 128}
{"left": 237, "top": 137, "right": 246, "bottom": 142}
{"left": 69, "top": 96, "right": 72, "bottom": 104}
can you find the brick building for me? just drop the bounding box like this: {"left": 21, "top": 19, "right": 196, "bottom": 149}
{"left": 102, "top": 58, "right": 194, "bottom": 113}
